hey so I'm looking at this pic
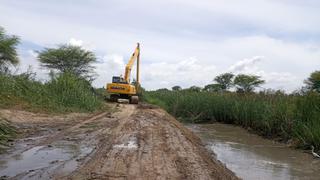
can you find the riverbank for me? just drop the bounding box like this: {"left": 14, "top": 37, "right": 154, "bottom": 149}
{"left": 187, "top": 123, "right": 320, "bottom": 180}
{"left": 144, "top": 90, "right": 320, "bottom": 151}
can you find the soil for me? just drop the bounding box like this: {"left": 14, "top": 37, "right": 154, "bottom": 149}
{"left": 0, "top": 103, "right": 239, "bottom": 180}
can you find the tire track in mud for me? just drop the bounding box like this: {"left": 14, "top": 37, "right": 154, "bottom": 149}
{"left": 38, "top": 111, "right": 111, "bottom": 146}
{"left": 69, "top": 104, "right": 238, "bottom": 179}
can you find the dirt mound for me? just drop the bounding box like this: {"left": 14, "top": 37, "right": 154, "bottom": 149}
{"left": 0, "top": 104, "right": 238, "bottom": 179}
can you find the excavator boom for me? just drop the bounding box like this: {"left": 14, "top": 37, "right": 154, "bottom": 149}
{"left": 124, "top": 43, "right": 140, "bottom": 84}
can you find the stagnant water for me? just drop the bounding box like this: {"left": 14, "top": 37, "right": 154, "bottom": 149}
{"left": 186, "top": 123, "right": 320, "bottom": 180}
{"left": 0, "top": 139, "right": 93, "bottom": 178}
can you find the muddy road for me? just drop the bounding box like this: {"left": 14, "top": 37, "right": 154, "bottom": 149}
{"left": 0, "top": 104, "right": 238, "bottom": 179}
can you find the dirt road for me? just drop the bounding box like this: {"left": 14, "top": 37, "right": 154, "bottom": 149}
{"left": 0, "top": 103, "right": 238, "bottom": 179}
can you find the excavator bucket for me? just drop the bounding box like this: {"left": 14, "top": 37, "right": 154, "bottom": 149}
{"left": 130, "top": 96, "right": 139, "bottom": 104}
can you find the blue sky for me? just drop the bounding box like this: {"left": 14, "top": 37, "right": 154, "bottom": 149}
{"left": 1, "top": 0, "right": 319, "bottom": 91}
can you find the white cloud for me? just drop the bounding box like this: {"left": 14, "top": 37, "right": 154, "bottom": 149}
{"left": 68, "top": 38, "right": 96, "bottom": 51}
{"left": 140, "top": 57, "right": 216, "bottom": 90}
{"left": 16, "top": 50, "right": 48, "bottom": 82}
{"left": 228, "top": 56, "right": 264, "bottom": 72}
{"left": 93, "top": 54, "right": 126, "bottom": 88}
{"left": 69, "top": 38, "right": 83, "bottom": 47}
{"left": 228, "top": 56, "right": 299, "bottom": 91}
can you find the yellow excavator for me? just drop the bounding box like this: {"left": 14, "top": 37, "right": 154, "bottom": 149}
{"left": 106, "top": 43, "right": 140, "bottom": 104}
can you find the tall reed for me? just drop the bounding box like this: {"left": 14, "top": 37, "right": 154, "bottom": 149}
{"left": 0, "top": 72, "right": 102, "bottom": 112}
{"left": 145, "top": 90, "right": 320, "bottom": 149}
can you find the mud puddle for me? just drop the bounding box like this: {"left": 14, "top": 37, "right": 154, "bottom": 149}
{"left": 187, "top": 123, "right": 320, "bottom": 180}
{"left": 0, "top": 140, "right": 94, "bottom": 179}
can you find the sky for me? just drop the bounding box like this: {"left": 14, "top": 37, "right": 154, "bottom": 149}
{"left": 0, "top": 0, "right": 319, "bottom": 92}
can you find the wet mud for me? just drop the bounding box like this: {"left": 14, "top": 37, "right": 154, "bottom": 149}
{"left": 0, "top": 104, "right": 238, "bottom": 179}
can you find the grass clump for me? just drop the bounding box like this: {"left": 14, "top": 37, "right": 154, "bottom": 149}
{"left": 0, "top": 117, "right": 16, "bottom": 151}
{"left": 145, "top": 90, "right": 320, "bottom": 149}
{"left": 46, "top": 72, "right": 102, "bottom": 112}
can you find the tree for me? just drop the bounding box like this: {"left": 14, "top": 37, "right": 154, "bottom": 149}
{"left": 156, "top": 88, "right": 170, "bottom": 92}
{"left": 172, "top": 85, "right": 182, "bottom": 91}
{"left": 304, "top": 71, "right": 320, "bottom": 93}
{"left": 233, "top": 74, "right": 265, "bottom": 93}
{"left": 37, "top": 45, "right": 97, "bottom": 79}
{"left": 203, "top": 84, "right": 223, "bottom": 92}
{"left": 186, "top": 86, "right": 202, "bottom": 92}
{"left": 0, "top": 27, "right": 20, "bottom": 72}
{"left": 213, "top": 73, "right": 234, "bottom": 91}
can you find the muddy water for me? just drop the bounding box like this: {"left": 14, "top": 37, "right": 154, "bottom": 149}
{"left": 0, "top": 139, "right": 93, "bottom": 179}
{"left": 187, "top": 123, "right": 320, "bottom": 180}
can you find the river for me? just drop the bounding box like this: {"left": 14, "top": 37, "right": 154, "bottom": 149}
{"left": 186, "top": 123, "right": 320, "bottom": 180}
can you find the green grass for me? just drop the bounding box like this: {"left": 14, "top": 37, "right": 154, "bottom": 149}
{"left": 0, "top": 72, "right": 103, "bottom": 112}
{"left": 144, "top": 90, "right": 320, "bottom": 150}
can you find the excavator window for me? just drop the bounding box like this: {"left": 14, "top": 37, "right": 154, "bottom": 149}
{"left": 112, "top": 76, "right": 127, "bottom": 84}
{"left": 112, "top": 76, "right": 120, "bottom": 83}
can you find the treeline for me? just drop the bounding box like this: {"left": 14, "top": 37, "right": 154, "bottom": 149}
{"left": 145, "top": 72, "right": 320, "bottom": 150}
{"left": 0, "top": 27, "right": 104, "bottom": 112}
{"left": 170, "top": 71, "right": 319, "bottom": 94}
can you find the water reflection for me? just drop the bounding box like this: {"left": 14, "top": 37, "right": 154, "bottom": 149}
{"left": 187, "top": 123, "right": 320, "bottom": 180}
{"left": 0, "top": 140, "right": 93, "bottom": 178}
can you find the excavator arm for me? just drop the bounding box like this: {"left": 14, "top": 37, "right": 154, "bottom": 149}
{"left": 124, "top": 43, "right": 140, "bottom": 84}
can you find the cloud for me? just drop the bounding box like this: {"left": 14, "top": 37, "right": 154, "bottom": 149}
{"left": 172, "top": 0, "right": 320, "bottom": 33}
{"left": 0, "top": 1, "right": 319, "bottom": 92}
{"left": 140, "top": 57, "right": 216, "bottom": 90}
{"left": 68, "top": 38, "right": 96, "bottom": 51}
{"left": 69, "top": 38, "right": 83, "bottom": 46}
{"left": 228, "top": 56, "right": 264, "bottom": 72}
{"left": 93, "top": 54, "right": 126, "bottom": 88}
{"left": 16, "top": 49, "right": 49, "bottom": 81}
{"left": 177, "top": 57, "right": 201, "bottom": 71}
{"left": 228, "top": 56, "right": 299, "bottom": 91}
